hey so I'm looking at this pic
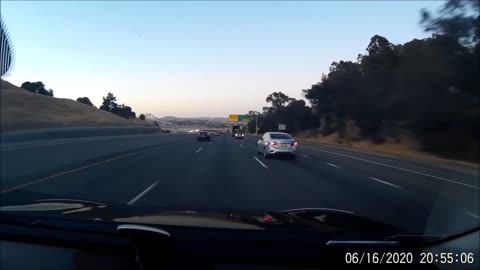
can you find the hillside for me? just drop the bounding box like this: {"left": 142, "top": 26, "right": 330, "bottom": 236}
{"left": 157, "top": 116, "right": 230, "bottom": 129}
{"left": 159, "top": 116, "right": 228, "bottom": 123}
{"left": 0, "top": 80, "right": 154, "bottom": 131}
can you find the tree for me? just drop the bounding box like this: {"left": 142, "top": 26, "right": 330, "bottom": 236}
{"left": 420, "top": 0, "right": 479, "bottom": 46}
{"left": 365, "top": 35, "right": 394, "bottom": 55}
{"left": 21, "top": 81, "right": 54, "bottom": 96}
{"left": 265, "top": 92, "right": 292, "bottom": 111}
{"left": 250, "top": 92, "right": 315, "bottom": 134}
{"left": 99, "top": 92, "right": 118, "bottom": 113}
{"left": 246, "top": 111, "right": 260, "bottom": 133}
{"left": 76, "top": 97, "right": 95, "bottom": 107}
{"left": 99, "top": 92, "right": 137, "bottom": 119}
{"left": 139, "top": 114, "right": 146, "bottom": 120}
{"left": 283, "top": 99, "right": 315, "bottom": 132}
{"left": 114, "top": 104, "right": 136, "bottom": 119}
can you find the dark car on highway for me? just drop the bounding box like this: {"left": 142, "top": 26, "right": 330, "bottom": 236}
{"left": 197, "top": 131, "right": 211, "bottom": 141}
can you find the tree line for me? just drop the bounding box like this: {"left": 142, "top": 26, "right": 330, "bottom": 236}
{"left": 21, "top": 81, "right": 54, "bottom": 96}
{"left": 247, "top": 0, "right": 479, "bottom": 161}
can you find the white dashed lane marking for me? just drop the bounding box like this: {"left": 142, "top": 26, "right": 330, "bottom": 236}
{"left": 302, "top": 146, "right": 479, "bottom": 190}
{"left": 325, "top": 162, "right": 341, "bottom": 168}
{"left": 465, "top": 210, "right": 479, "bottom": 219}
{"left": 369, "top": 177, "right": 404, "bottom": 190}
{"left": 196, "top": 148, "right": 203, "bottom": 153}
{"left": 127, "top": 180, "right": 159, "bottom": 205}
{"left": 253, "top": 156, "right": 268, "bottom": 169}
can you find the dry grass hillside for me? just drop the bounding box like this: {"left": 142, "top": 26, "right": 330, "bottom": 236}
{"left": 1, "top": 80, "right": 154, "bottom": 130}
{"left": 294, "top": 130, "right": 479, "bottom": 168}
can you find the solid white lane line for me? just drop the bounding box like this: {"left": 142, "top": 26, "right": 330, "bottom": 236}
{"left": 127, "top": 180, "right": 159, "bottom": 205}
{"left": 465, "top": 211, "right": 479, "bottom": 219}
{"left": 196, "top": 148, "right": 203, "bottom": 153}
{"left": 0, "top": 138, "right": 111, "bottom": 152}
{"left": 239, "top": 144, "right": 244, "bottom": 148}
{"left": 301, "top": 154, "right": 310, "bottom": 158}
{"left": 325, "top": 162, "right": 341, "bottom": 168}
{"left": 0, "top": 133, "right": 170, "bottom": 152}
{"left": 253, "top": 156, "right": 268, "bottom": 169}
{"left": 302, "top": 146, "right": 479, "bottom": 190}
{"left": 0, "top": 143, "right": 181, "bottom": 193}
{"left": 369, "top": 177, "right": 404, "bottom": 190}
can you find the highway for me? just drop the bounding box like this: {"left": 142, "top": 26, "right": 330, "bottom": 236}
{"left": 1, "top": 133, "right": 479, "bottom": 235}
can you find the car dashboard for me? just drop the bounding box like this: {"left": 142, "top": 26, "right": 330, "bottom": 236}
{"left": 0, "top": 214, "right": 478, "bottom": 270}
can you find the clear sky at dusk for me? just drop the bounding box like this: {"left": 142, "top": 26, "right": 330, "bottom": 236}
{"left": 1, "top": 1, "right": 443, "bottom": 117}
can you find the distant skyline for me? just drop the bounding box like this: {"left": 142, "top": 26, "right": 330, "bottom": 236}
{"left": 1, "top": 1, "right": 443, "bottom": 117}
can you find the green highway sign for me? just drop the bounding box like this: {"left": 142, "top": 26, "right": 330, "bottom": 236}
{"left": 238, "top": 115, "right": 252, "bottom": 122}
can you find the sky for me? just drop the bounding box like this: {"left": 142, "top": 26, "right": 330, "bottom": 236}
{"left": 1, "top": 1, "right": 444, "bottom": 118}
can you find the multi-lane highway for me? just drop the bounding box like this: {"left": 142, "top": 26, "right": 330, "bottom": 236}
{"left": 1, "top": 132, "right": 479, "bottom": 235}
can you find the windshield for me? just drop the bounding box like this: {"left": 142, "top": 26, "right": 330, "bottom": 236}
{"left": 0, "top": 1, "right": 478, "bottom": 238}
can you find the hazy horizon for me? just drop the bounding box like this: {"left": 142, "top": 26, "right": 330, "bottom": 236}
{"left": 2, "top": 1, "right": 443, "bottom": 118}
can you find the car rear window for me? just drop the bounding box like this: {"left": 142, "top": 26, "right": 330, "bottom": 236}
{"left": 200, "top": 132, "right": 208, "bottom": 135}
{"left": 270, "top": 133, "right": 292, "bottom": 139}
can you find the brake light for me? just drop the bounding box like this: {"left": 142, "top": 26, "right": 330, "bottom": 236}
{"left": 269, "top": 141, "right": 278, "bottom": 146}
{"left": 292, "top": 141, "right": 299, "bottom": 146}
{"left": 263, "top": 214, "right": 276, "bottom": 223}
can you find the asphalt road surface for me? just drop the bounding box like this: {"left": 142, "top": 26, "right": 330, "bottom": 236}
{"left": 1, "top": 133, "right": 479, "bottom": 235}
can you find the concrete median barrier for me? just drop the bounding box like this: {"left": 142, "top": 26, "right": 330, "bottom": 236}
{"left": 1, "top": 126, "right": 166, "bottom": 143}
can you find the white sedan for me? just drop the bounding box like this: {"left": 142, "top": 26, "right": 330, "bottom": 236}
{"left": 257, "top": 132, "right": 298, "bottom": 159}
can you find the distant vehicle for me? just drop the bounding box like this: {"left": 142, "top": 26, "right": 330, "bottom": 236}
{"left": 232, "top": 124, "right": 245, "bottom": 139}
{"left": 197, "top": 131, "right": 211, "bottom": 141}
{"left": 257, "top": 132, "right": 298, "bottom": 158}
{"left": 214, "top": 131, "right": 220, "bottom": 136}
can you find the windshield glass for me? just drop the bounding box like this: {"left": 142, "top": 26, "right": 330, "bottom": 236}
{"left": 270, "top": 134, "right": 293, "bottom": 140}
{"left": 0, "top": 1, "right": 478, "bottom": 238}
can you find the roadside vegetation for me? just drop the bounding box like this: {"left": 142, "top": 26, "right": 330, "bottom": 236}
{"left": 76, "top": 97, "right": 95, "bottom": 107}
{"left": 247, "top": 0, "right": 479, "bottom": 162}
